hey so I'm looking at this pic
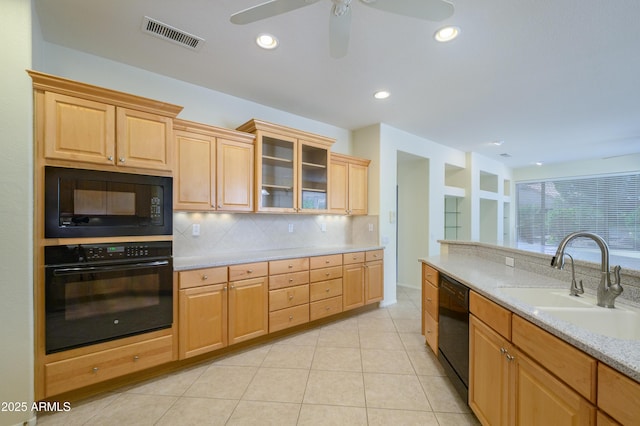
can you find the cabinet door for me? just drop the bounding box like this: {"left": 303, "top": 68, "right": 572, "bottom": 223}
{"left": 256, "top": 131, "right": 297, "bottom": 212}
{"left": 43, "top": 92, "right": 116, "bottom": 165}
{"left": 348, "top": 162, "right": 368, "bottom": 215}
{"left": 174, "top": 130, "right": 215, "bottom": 210}
{"left": 217, "top": 138, "right": 254, "bottom": 211}
{"left": 298, "top": 140, "right": 329, "bottom": 213}
{"left": 116, "top": 107, "right": 172, "bottom": 171}
{"left": 329, "top": 159, "right": 348, "bottom": 214}
{"left": 179, "top": 283, "right": 227, "bottom": 359}
{"left": 342, "top": 263, "right": 364, "bottom": 311}
{"left": 364, "top": 260, "right": 383, "bottom": 304}
{"left": 514, "top": 349, "right": 596, "bottom": 426}
{"left": 469, "top": 314, "right": 511, "bottom": 426}
{"left": 228, "top": 277, "right": 268, "bottom": 344}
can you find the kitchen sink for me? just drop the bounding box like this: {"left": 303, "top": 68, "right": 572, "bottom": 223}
{"left": 499, "top": 287, "right": 596, "bottom": 308}
{"left": 535, "top": 306, "right": 640, "bottom": 340}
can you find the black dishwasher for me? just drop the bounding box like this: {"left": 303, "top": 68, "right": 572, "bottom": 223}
{"left": 438, "top": 273, "right": 470, "bottom": 403}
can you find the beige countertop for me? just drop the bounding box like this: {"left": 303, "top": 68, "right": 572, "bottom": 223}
{"left": 420, "top": 253, "right": 640, "bottom": 382}
{"left": 174, "top": 245, "right": 385, "bottom": 271}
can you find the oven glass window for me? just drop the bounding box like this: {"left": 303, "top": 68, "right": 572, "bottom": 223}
{"left": 64, "top": 272, "right": 160, "bottom": 321}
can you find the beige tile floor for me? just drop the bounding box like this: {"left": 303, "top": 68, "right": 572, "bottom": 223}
{"left": 38, "top": 286, "right": 479, "bottom": 425}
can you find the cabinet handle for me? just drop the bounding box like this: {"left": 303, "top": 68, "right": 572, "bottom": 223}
{"left": 325, "top": 260, "right": 330, "bottom": 264}
{"left": 289, "top": 315, "right": 293, "bottom": 320}
{"left": 426, "top": 297, "right": 432, "bottom": 302}
{"left": 325, "top": 272, "right": 330, "bottom": 276}
{"left": 426, "top": 330, "right": 432, "bottom": 334}
{"left": 326, "top": 307, "right": 331, "bottom": 311}
{"left": 325, "top": 288, "right": 330, "bottom": 292}
{"left": 500, "top": 347, "right": 507, "bottom": 355}
{"left": 288, "top": 264, "right": 293, "bottom": 268}
{"left": 217, "top": 204, "right": 222, "bottom": 208}
{"left": 202, "top": 275, "right": 208, "bottom": 281}
{"left": 231, "top": 284, "right": 235, "bottom": 289}
{"left": 133, "top": 355, "right": 139, "bottom": 362}
{"left": 223, "top": 285, "right": 227, "bottom": 291}
{"left": 92, "top": 367, "right": 99, "bottom": 373}
{"left": 107, "top": 155, "right": 113, "bottom": 161}
{"left": 373, "top": 254, "right": 378, "bottom": 258}
{"left": 288, "top": 294, "right": 294, "bottom": 300}
{"left": 247, "top": 269, "right": 253, "bottom": 274}
{"left": 119, "top": 157, "right": 126, "bottom": 163}
{"left": 506, "top": 354, "right": 515, "bottom": 362}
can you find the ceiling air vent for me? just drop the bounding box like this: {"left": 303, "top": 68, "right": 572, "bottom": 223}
{"left": 500, "top": 153, "right": 512, "bottom": 158}
{"left": 141, "top": 16, "right": 204, "bottom": 51}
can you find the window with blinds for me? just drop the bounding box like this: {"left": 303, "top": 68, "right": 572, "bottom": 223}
{"left": 516, "top": 173, "right": 640, "bottom": 255}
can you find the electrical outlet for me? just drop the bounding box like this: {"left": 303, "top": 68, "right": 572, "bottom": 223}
{"left": 368, "top": 223, "right": 374, "bottom": 232}
{"left": 288, "top": 223, "right": 294, "bottom": 233}
{"left": 505, "top": 256, "right": 515, "bottom": 267}
{"left": 321, "top": 223, "right": 326, "bottom": 232}
{"left": 192, "top": 224, "right": 200, "bottom": 237}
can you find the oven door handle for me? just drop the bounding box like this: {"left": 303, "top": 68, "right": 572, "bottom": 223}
{"left": 51, "top": 260, "right": 170, "bottom": 276}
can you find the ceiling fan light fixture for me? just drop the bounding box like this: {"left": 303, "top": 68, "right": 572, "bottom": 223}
{"left": 256, "top": 33, "right": 279, "bottom": 49}
{"left": 434, "top": 26, "right": 460, "bottom": 42}
{"left": 373, "top": 90, "right": 390, "bottom": 100}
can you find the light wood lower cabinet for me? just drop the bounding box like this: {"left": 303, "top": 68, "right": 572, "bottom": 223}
{"left": 421, "top": 263, "right": 439, "bottom": 354}
{"left": 598, "top": 363, "right": 640, "bottom": 425}
{"left": 343, "top": 250, "right": 384, "bottom": 311}
{"left": 179, "top": 283, "right": 228, "bottom": 359}
{"left": 268, "top": 258, "right": 310, "bottom": 333}
{"left": 229, "top": 274, "right": 269, "bottom": 344}
{"left": 309, "top": 254, "right": 344, "bottom": 321}
{"left": 44, "top": 335, "right": 173, "bottom": 397}
{"left": 469, "top": 291, "right": 596, "bottom": 426}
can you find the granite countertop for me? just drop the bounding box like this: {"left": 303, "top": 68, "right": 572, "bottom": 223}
{"left": 420, "top": 253, "right": 640, "bottom": 382}
{"left": 174, "top": 245, "right": 384, "bottom": 271}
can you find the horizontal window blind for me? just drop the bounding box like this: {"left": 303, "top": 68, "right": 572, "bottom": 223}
{"left": 516, "top": 173, "right": 640, "bottom": 253}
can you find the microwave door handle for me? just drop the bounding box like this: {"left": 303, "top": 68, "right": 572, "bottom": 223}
{"left": 51, "top": 260, "right": 170, "bottom": 276}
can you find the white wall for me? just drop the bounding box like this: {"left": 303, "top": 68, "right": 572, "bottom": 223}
{"left": 513, "top": 153, "right": 640, "bottom": 182}
{"left": 38, "top": 43, "right": 353, "bottom": 155}
{"left": 1, "top": 1, "right": 35, "bottom": 425}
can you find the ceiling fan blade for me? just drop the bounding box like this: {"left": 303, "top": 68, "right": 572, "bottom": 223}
{"left": 329, "top": 5, "right": 352, "bottom": 58}
{"left": 230, "top": 0, "right": 322, "bottom": 25}
{"left": 359, "top": 0, "right": 454, "bottom": 22}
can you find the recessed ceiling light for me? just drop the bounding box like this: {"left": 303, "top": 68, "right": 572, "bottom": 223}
{"left": 373, "top": 90, "right": 390, "bottom": 100}
{"left": 256, "top": 33, "right": 278, "bottom": 49}
{"left": 492, "top": 140, "right": 504, "bottom": 146}
{"left": 535, "top": 161, "right": 543, "bottom": 166}
{"left": 434, "top": 26, "right": 460, "bottom": 42}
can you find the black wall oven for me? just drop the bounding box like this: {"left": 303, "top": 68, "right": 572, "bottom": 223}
{"left": 44, "top": 241, "right": 173, "bottom": 354}
{"left": 44, "top": 166, "right": 172, "bottom": 238}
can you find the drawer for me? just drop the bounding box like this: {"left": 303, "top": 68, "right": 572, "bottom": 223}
{"left": 45, "top": 335, "right": 173, "bottom": 397}
{"left": 310, "top": 296, "right": 343, "bottom": 321}
{"left": 598, "top": 363, "right": 640, "bottom": 426}
{"left": 424, "top": 313, "right": 438, "bottom": 355}
{"left": 423, "top": 281, "right": 438, "bottom": 319}
{"left": 512, "top": 315, "right": 597, "bottom": 403}
{"left": 179, "top": 266, "right": 227, "bottom": 289}
{"left": 269, "top": 304, "right": 309, "bottom": 333}
{"left": 469, "top": 291, "right": 511, "bottom": 340}
{"left": 309, "top": 278, "right": 343, "bottom": 302}
{"left": 229, "top": 262, "right": 268, "bottom": 281}
{"left": 309, "top": 265, "right": 343, "bottom": 283}
{"left": 343, "top": 251, "right": 365, "bottom": 265}
{"left": 269, "top": 284, "right": 309, "bottom": 312}
{"left": 310, "top": 254, "right": 343, "bottom": 269}
{"left": 269, "top": 270, "right": 309, "bottom": 290}
{"left": 422, "top": 263, "right": 439, "bottom": 287}
{"left": 269, "top": 257, "right": 309, "bottom": 275}
{"left": 366, "top": 249, "right": 384, "bottom": 262}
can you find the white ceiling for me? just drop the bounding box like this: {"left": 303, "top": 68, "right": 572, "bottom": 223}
{"left": 35, "top": 0, "right": 640, "bottom": 167}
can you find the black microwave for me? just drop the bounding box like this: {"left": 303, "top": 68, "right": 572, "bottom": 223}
{"left": 44, "top": 166, "right": 172, "bottom": 238}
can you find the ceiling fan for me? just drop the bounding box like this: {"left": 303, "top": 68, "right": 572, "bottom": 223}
{"left": 230, "top": 0, "right": 455, "bottom": 58}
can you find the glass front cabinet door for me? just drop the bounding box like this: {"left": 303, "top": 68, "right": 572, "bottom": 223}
{"left": 238, "top": 119, "right": 334, "bottom": 213}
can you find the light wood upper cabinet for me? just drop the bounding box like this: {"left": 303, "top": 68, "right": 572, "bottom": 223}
{"left": 31, "top": 71, "right": 182, "bottom": 173}
{"left": 174, "top": 119, "right": 254, "bottom": 212}
{"left": 43, "top": 92, "right": 116, "bottom": 165}
{"left": 237, "top": 119, "right": 334, "bottom": 213}
{"left": 330, "top": 153, "right": 370, "bottom": 215}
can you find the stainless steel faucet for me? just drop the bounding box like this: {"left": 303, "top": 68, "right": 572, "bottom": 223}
{"left": 550, "top": 232, "right": 623, "bottom": 308}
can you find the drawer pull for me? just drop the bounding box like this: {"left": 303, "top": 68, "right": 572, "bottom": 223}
{"left": 202, "top": 274, "right": 208, "bottom": 281}
{"left": 289, "top": 278, "right": 294, "bottom": 282}
{"left": 373, "top": 254, "right": 378, "bottom": 258}
{"left": 92, "top": 367, "right": 99, "bottom": 373}
{"left": 288, "top": 264, "right": 293, "bottom": 268}
{"left": 326, "top": 288, "right": 330, "bottom": 292}
{"left": 325, "top": 272, "right": 330, "bottom": 276}
{"left": 133, "top": 355, "right": 140, "bottom": 361}
{"left": 426, "top": 330, "right": 432, "bottom": 334}
{"left": 289, "top": 295, "right": 294, "bottom": 300}
{"left": 289, "top": 315, "right": 293, "bottom": 320}
{"left": 426, "top": 297, "right": 432, "bottom": 302}
{"left": 325, "top": 260, "right": 330, "bottom": 264}
{"left": 326, "top": 307, "right": 331, "bottom": 311}
{"left": 247, "top": 269, "right": 253, "bottom": 274}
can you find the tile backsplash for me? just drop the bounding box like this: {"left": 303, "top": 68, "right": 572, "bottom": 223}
{"left": 173, "top": 212, "right": 379, "bottom": 258}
